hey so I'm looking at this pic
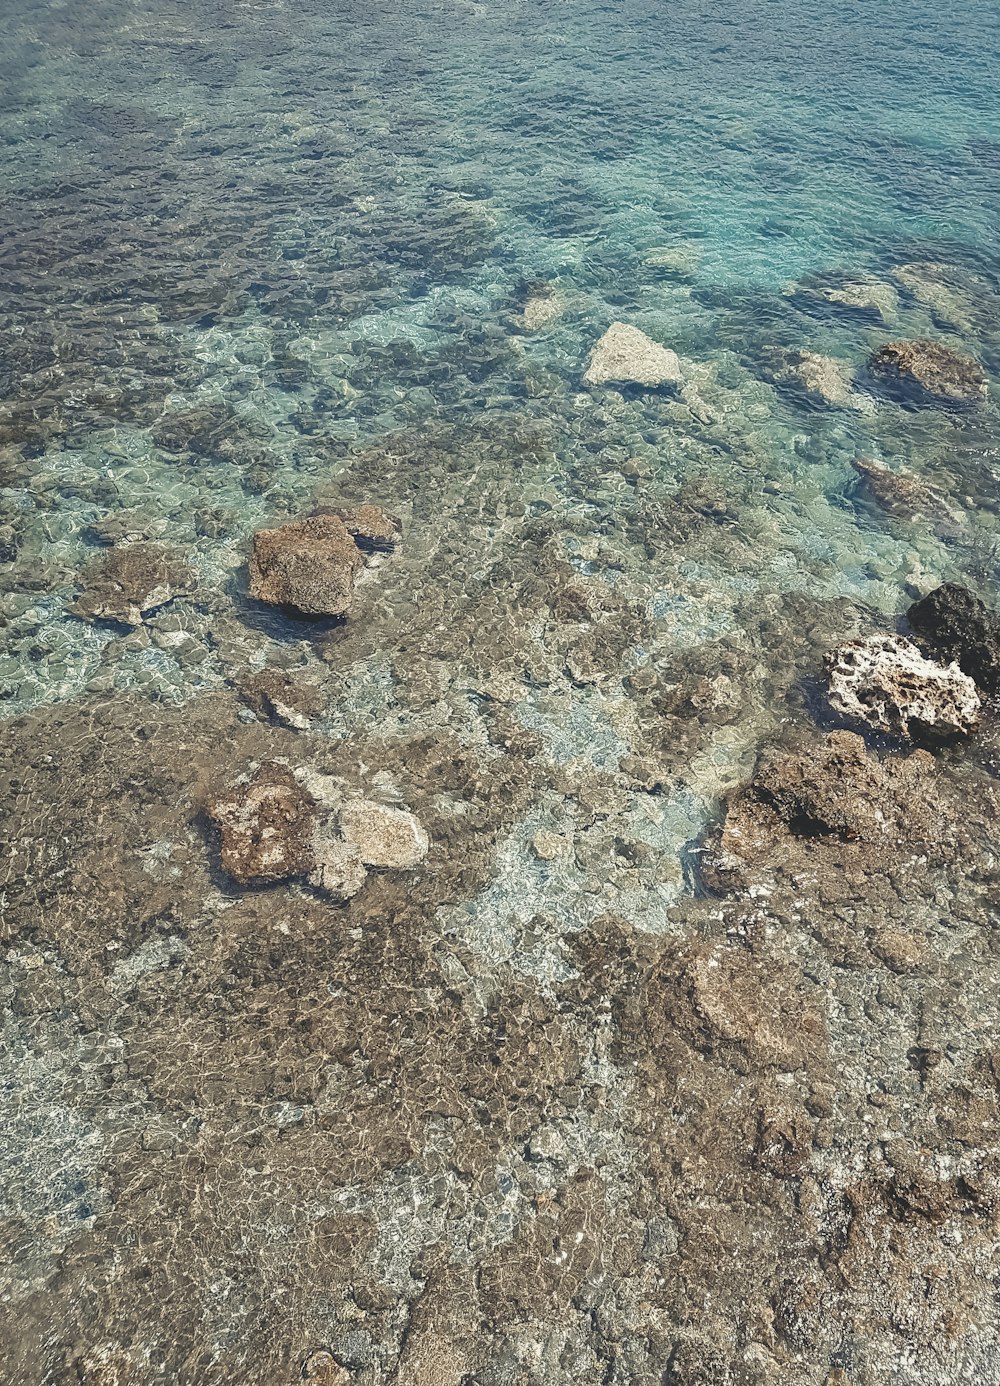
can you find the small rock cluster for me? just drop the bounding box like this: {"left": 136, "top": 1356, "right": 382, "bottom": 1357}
{"left": 587, "top": 317, "right": 986, "bottom": 413}
{"left": 207, "top": 761, "right": 428, "bottom": 901}
{"left": 823, "top": 583, "right": 1000, "bottom": 745}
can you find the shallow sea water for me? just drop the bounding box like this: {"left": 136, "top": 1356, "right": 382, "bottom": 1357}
{"left": 2, "top": 0, "right": 1000, "bottom": 1382}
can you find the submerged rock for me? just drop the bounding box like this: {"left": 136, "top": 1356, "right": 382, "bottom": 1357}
{"left": 234, "top": 668, "right": 324, "bottom": 730}
{"left": 825, "top": 633, "right": 980, "bottom": 742}
{"left": 207, "top": 766, "right": 429, "bottom": 896}
{"left": 308, "top": 838, "right": 368, "bottom": 901}
{"left": 868, "top": 339, "right": 987, "bottom": 406}
{"left": 750, "top": 732, "right": 931, "bottom": 841}
{"left": 764, "top": 347, "right": 859, "bottom": 408}
{"left": 823, "top": 276, "right": 899, "bottom": 323}
{"left": 583, "top": 322, "right": 682, "bottom": 389}
{"left": 851, "top": 457, "right": 956, "bottom": 522}
{"left": 519, "top": 284, "right": 568, "bottom": 331}
{"left": 207, "top": 763, "right": 318, "bottom": 884}
{"left": 71, "top": 542, "right": 196, "bottom": 627}
{"left": 248, "top": 514, "right": 363, "bottom": 616}
{"left": 329, "top": 502, "right": 400, "bottom": 552}
{"left": 785, "top": 270, "right": 899, "bottom": 324}
{"left": 339, "top": 800, "right": 430, "bottom": 868}
{"left": 890, "top": 261, "right": 986, "bottom": 332}
{"left": 907, "top": 584, "right": 1000, "bottom": 695}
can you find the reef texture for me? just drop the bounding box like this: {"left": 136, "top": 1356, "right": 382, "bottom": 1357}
{"left": 826, "top": 633, "right": 981, "bottom": 741}
{"left": 6, "top": 692, "right": 1000, "bottom": 1386}
{"left": 583, "top": 322, "right": 683, "bottom": 389}
{"left": 868, "top": 339, "right": 987, "bottom": 405}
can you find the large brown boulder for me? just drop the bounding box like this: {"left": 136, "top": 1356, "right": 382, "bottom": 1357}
{"left": 700, "top": 730, "right": 953, "bottom": 895}
{"left": 868, "top": 339, "right": 987, "bottom": 405}
{"left": 248, "top": 514, "right": 363, "bottom": 616}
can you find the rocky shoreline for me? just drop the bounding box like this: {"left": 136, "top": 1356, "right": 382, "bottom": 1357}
{"left": 2, "top": 3, "right": 1000, "bottom": 1378}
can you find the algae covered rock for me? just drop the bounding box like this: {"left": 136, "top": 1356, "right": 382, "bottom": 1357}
{"left": 700, "top": 729, "right": 953, "bottom": 895}
{"left": 868, "top": 339, "right": 987, "bottom": 405}
{"left": 751, "top": 731, "right": 932, "bottom": 841}
{"left": 248, "top": 513, "right": 363, "bottom": 616}
{"left": 825, "top": 633, "right": 980, "bottom": 741}
{"left": 907, "top": 583, "right": 1000, "bottom": 695}
{"left": 71, "top": 541, "right": 197, "bottom": 627}
{"left": 583, "top": 322, "right": 682, "bottom": 389}
{"left": 207, "top": 762, "right": 318, "bottom": 884}
{"left": 851, "top": 457, "right": 955, "bottom": 522}
{"left": 248, "top": 507, "right": 399, "bottom": 616}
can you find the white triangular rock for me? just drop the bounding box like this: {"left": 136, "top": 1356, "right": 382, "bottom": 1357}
{"left": 583, "top": 322, "right": 682, "bottom": 389}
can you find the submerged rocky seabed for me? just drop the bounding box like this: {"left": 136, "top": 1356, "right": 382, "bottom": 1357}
{"left": 3, "top": 0, "right": 1000, "bottom": 1382}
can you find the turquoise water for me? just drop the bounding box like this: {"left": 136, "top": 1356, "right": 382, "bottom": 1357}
{"left": 2, "top": 2, "right": 1000, "bottom": 1380}
{"left": 1, "top": 0, "right": 998, "bottom": 714}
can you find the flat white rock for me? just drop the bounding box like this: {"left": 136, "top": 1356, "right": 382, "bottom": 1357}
{"left": 583, "top": 322, "right": 682, "bottom": 389}
{"left": 339, "top": 800, "right": 430, "bottom": 868}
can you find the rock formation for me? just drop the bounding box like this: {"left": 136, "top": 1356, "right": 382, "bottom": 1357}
{"left": 207, "top": 762, "right": 319, "bottom": 884}
{"left": 583, "top": 322, "right": 682, "bottom": 389}
{"left": 907, "top": 583, "right": 1000, "bottom": 694}
{"left": 825, "top": 633, "right": 980, "bottom": 741}
{"left": 851, "top": 457, "right": 955, "bottom": 521}
{"left": 207, "top": 765, "right": 428, "bottom": 898}
{"left": 247, "top": 514, "right": 363, "bottom": 616}
{"left": 71, "top": 542, "right": 196, "bottom": 627}
{"left": 868, "top": 339, "right": 987, "bottom": 405}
